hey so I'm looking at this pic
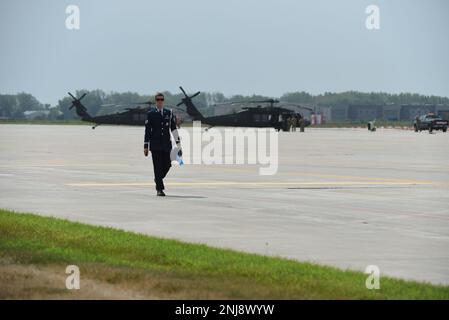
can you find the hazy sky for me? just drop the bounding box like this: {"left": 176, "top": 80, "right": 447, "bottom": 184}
{"left": 1, "top": 0, "right": 448, "bottom": 105}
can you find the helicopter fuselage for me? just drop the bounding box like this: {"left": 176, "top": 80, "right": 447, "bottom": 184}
{"left": 198, "top": 107, "right": 307, "bottom": 131}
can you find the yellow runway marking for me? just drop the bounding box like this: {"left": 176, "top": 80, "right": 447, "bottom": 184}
{"left": 279, "top": 172, "right": 434, "bottom": 183}
{"left": 66, "top": 180, "right": 433, "bottom": 188}
{"left": 173, "top": 167, "right": 438, "bottom": 183}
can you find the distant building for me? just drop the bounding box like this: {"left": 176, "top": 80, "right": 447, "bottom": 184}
{"left": 348, "top": 105, "right": 383, "bottom": 121}
{"left": 399, "top": 104, "right": 435, "bottom": 121}
{"left": 330, "top": 106, "right": 349, "bottom": 122}
{"left": 328, "top": 104, "right": 449, "bottom": 122}
{"left": 23, "top": 110, "right": 50, "bottom": 120}
{"left": 383, "top": 104, "right": 401, "bottom": 121}
{"left": 435, "top": 105, "right": 449, "bottom": 120}
{"left": 315, "top": 106, "right": 331, "bottom": 123}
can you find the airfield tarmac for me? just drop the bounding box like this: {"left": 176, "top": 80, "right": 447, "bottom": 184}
{"left": 1, "top": 124, "right": 448, "bottom": 285}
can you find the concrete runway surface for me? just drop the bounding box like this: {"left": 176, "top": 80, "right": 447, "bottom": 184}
{"left": 1, "top": 124, "right": 448, "bottom": 284}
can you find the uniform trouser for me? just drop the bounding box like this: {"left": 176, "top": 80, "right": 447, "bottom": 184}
{"left": 151, "top": 150, "right": 172, "bottom": 191}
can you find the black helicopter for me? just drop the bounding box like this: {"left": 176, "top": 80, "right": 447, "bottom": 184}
{"left": 67, "top": 92, "right": 184, "bottom": 129}
{"left": 69, "top": 87, "right": 312, "bottom": 131}
{"left": 177, "top": 87, "right": 312, "bottom": 131}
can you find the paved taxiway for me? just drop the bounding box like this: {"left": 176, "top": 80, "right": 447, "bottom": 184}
{"left": 1, "top": 124, "right": 448, "bottom": 284}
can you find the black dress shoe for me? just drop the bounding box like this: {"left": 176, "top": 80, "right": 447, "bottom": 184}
{"left": 157, "top": 190, "right": 166, "bottom": 197}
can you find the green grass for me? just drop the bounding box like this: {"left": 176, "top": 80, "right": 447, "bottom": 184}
{"left": 0, "top": 208, "right": 448, "bottom": 299}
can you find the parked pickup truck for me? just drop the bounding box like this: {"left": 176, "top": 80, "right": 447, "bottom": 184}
{"left": 414, "top": 114, "right": 448, "bottom": 133}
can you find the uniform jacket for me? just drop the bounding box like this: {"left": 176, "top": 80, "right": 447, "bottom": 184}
{"left": 144, "top": 107, "right": 177, "bottom": 152}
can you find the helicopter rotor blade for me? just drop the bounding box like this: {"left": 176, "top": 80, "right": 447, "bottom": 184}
{"left": 191, "top": 91, "right": 201, "bottom": 98}
{"left": 246, "top": 99, "right": 277, "bottom": 104}
{"left": 279, "top": 102, "right": 314, "bottom": 111}
{"left": 213, "top": 99, "right": 278, "bottom": 106}
{"left": 131, "top": 101, "right": 153, "bottom": 106}
{"left": 177, "top": 87, "right": 201, "bottom": 106}
{"left": 124, "top": 107, "right": 146, "bottom": 111}
{"left": 179, "top": 86, "right": 187, "bottom": 97}
{"left": 212, "top": 101, "right": 250, "bottom": 106}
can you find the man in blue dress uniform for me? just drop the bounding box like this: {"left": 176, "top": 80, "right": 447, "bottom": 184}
{"left": 144, "top": 92, "right": 181, "bottom": 196}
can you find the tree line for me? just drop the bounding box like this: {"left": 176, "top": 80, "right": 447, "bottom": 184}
{"left": 280, "top": 91, "right": 449, "bottom": 107}
{"left": 1, "top": 90, "right": 448, "bottom": 120}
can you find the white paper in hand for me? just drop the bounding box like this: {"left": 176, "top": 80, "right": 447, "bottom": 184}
{"left": 176, "top": 154, "right": 184, "bottom": 166}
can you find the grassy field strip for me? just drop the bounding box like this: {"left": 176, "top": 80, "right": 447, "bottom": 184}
{"left": 1, "top": 208, "right": 448, "bottom": 299}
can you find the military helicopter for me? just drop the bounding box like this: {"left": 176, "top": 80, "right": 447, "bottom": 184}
{"left": 177, "top": 86, "right": 312, "bottom": 131}
{"left": 67, "top": 92, "right": 184, "bottom": 129}
{"left": 69, "top": 87, "right": 312, "bottom": 131}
